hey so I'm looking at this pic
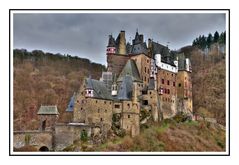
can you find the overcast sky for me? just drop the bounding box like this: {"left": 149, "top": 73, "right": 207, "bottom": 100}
{"left": 13, "top": 12, "right": 226, "bottom": 65}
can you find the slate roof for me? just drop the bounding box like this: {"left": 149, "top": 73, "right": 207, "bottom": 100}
{"left": 117, "top": 75, "right": 133, "bottom": 100}
{"left": 131, "top": 42, "right": 148, "bottom": 55}
{"left": 107, "top": 35, "right": 116, "bottom": 47}
{"left": 37, "top": 105, "right": 59, "bottom": 115}
{"left": 66, "top": 93, "right": 75, "bottom": 112}
{"left": 85, "top": 78, "right": 113, "bottom": 100}
{"left": 117, "top": 59, "right": 142, "bottom": 83}
{"left": 151, "top": 41, "right": 176, "bottom": 66}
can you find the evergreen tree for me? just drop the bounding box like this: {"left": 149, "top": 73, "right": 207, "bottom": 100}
{"left": 219, "top": 31, "right": 226, "bottom": 44}
{"left": 213, "top": 31, "right": 219, "bottom": 43}
{"left": 206, "top": 33, "right": 213, "bottom": 48}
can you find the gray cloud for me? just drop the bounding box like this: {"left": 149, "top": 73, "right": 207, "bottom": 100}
{"left": 13, "top": 12, "right": 226, "bottom": 65}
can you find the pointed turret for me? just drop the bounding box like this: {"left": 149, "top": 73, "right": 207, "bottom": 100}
{"left": 106, "top": 35, "right": 116, "bottom": 55}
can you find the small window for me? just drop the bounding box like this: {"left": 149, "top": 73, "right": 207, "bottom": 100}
{"left": 171, "top": 74, "right": 173, "bottom": 77}
{"left": 144, "top": 77, "right": 146, "bottom": 81}
{"left": 168, "top": 89, "right": 170, "bottom": 94}
{"left": 162, "top": 79, "right": 164, "bottom": 84}
{"left": 80, "top": 108, "right": 83, "bottom": 110}
{"left": 167, "top": 80, "right": 170, "bottom": 85}
{"left": 145, "top": 67, "right": 147, "bottom": 73}
{"left": 98, "top": 109, "right": 100, "bottom": 113}
{"left": 178, "top": 83, "right": 181, "bottom": 87}
{"left": 173, "top": 82, "right": 175, "bottom": 87}
{"left": 115, "top": 104, "right": 120, "bottom": 108}
{"left": 128, "top": 115, "right": 130, "bottom": 118}
{"left": 104, "top": 101, "right": 106, "bottom": 104}
{"left": 127, "top": 103, "right": 130, "bottom": 109}
{"left": 88, "top": 90, "right": 91, "bottom": 94}
{"left": 96, "top": 100, "right": 98, "bottom": 103}
{"left": 143, "top": 100, "right": 148, "bottom": 105}
{"left": 100, "top": 118, "right": 103, "bottom": 122}
{"left": 105, "top": 109, "right": 107, "bottom": 113}
{"left": 148, "top": 69, "right": 150, "bottom": 74}
{"left": 149, "top": 91, "right": 152, "bottom": 95}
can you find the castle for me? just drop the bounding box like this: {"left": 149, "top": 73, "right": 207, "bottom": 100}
{"left": 68, "top": 30, "right": 193, "bottom": 137}
{"left": 14, "top": 30, "right": 193, "bottom": 151}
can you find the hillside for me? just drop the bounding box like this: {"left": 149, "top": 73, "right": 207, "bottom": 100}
{"left": 13, "top": 49, "right": 106, "bottom": 130}
{"left": 180, "top": 45, "right": 226, "bottom": 125}
{"left": 62, "top": 119, "right": 225, "bottom": 152}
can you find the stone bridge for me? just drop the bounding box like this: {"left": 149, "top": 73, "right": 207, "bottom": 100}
{"left": 13, "top": 130, "right": 53, "bottom": 151}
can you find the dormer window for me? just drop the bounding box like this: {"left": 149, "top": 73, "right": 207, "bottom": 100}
{"left": 85, "top": 89, "right": 93, "bottom": 97}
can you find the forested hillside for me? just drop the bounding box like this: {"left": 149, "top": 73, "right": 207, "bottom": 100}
{"left": 13, "top": 49, "right": 106, "bottom": 130}
{"left": 180, "top": 32, "right": 226, "bottom": 125}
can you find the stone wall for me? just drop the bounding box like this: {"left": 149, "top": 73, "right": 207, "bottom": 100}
{"left": 131, "top": 54, "right": 151, "bottom": 86}
{"left": 54, "top": 123, "right": 91, "bottom": 151}
{"left": 177, "top": 71, "right": 193, "bottom": 114}
{"left": 157, "top": 69, "right": 177, "bottom": 118}
{"left": 121, "top": 100, "right": 140, "bottom": 137}
{"left": 13, "top": 131, "right": 53, "bottom": 150}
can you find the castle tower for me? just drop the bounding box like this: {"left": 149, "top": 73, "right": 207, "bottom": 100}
{"left": 107, "top": 31, "right": 129, "bottom": 75}
{"left": 37, "top": 105, "right": 59, "bottom": 131}
{"left": 106, "top": 35, "right": 116, "bottom": 55}
{"left": 177, "top": 53, "right": 193, "bottom": 115}
{"left": 116, "top": 31, "right": 126, "bottom": 55}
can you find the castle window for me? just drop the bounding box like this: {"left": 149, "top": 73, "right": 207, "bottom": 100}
{"left": 110, "top": 102, "right": 112, "bottom": 105}
{"left": 173, "top": 82, "right": 175, "bottom": 87}
{"left": 149, "top": 91, "right": 152, "bottom": 95}
{"left": 167, "top": 80, "right": 170, "bottom": 85}
{"left": 147, "top": 59, "right": 149, "bottom": 63}
{"left": 148, "top": 69, "right": 150, "bottom": 74}
{"left": 105, "top": 109, "right": 107, "bottom": 113}
{"left": 172, "top": 74, "right": 173, "bottom": 77}
{"left": 144, "top": 77, "right": 146, "bottom": 81}
{"left": 143, "top": 100, "right": 148, "bottom": 105}
{"left": 98, "top": 109, "right": 100, "bottom": 113}
{"left": 115, "top": 104, "right": 120, "bottom": 108}
{"left": 168, "top": 89, "right": 170, "bottom": 94}
{"left": 128, "top": 115, "right": 130, "bottom": 118}
{"left": 127, "top": 103, "right": 130, "bottom": 109}
{"left": 162, "top": 79, "right": 164, "bottom": 84}
{"left": 100, "top": 118, "right": 103, "bottom": 122}
{"left": 104, "top": 101, "right": 106, "bottom": 104}
{"left": 178, "top": 83, "right": 181, "bottom": 87}
{"left": 96, "top": 100, "right": 98, "bottom": 103}
{"left": 80, "top": 108, "right": 83, "bottom": 110}
{"left": 145, "top": 67, "right": 147, "bottom": 73}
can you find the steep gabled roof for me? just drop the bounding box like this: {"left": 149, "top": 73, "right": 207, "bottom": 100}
{"left": 85, "top": 78, "right": 113, "bottom": 100}
{"left": 66, "top": 93, "right": 75, "bottom": 112}
{"left": 117, "top": 75, "right": 133, "bottom": 100}
{"left": 117, "top": 59, "right": 142, "bottom": 83}
{"left": 37, "top": 105, "right": 59, "bottom": 115}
